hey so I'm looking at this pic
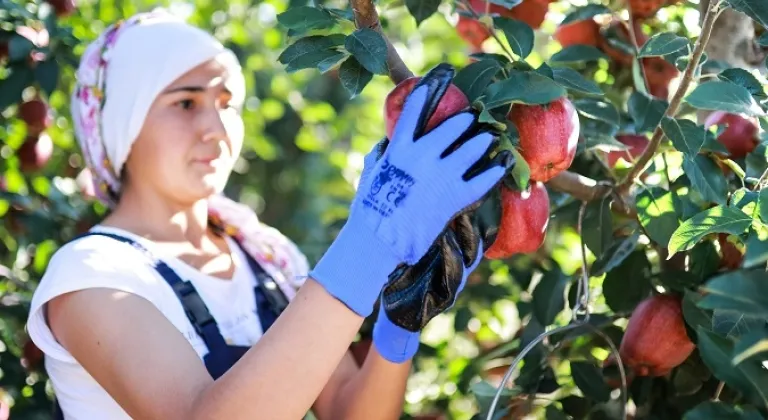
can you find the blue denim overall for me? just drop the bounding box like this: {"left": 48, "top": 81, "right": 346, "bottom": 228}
{"left": 52, "top": 231, "right": 289, "bottom": 419}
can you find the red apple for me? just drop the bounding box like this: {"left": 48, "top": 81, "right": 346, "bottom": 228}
{"left": 47, "top": 0, "right": 76, "bottom": 17}
{"left": 507, "top": 96, "right": 579, "bottom": 182}
{"left": 384, "top": 77, "right": 469, "bottom": 140}
{"left": 456, "top": 16, "right": 490, "bottom": 52}
{"left": 619, "top": 294, "right": 696, "bottom": 377}
{"left": 704, "top": 111, "right": 760, "bottom": 159}
{"left": 485, "top": 181, "right": 549, "bottom": 259}
{"left": 18, "top": 132, "right": 53, "bottom": 172}
{"left": 554, "top": 19, "right": 601, "bottom": 48}
{"left": 19, "top": 98, "right": 52, "bottom": 135}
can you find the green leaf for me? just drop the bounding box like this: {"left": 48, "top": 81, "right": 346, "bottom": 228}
{"left": 338, "top": 56, "right": 372, "bottom": 98}
{"left": 33, "top": 58, "right": 59, "bottom": 97}
{"left": 590, "top": 232, "right": 640, "bottom": 277}
{"left": 701, "top": 127, "right": 731, "bottom": 154}
{"left": 628, "top": 91, "right": 668, "bottom": 133}
{"left": 684, "top": 401, "right": 765, "bottom": 420}
{"left": 277, "top": 34, "right": 347, "bottom": 73}
{"left": 712, "top": 310, "right": 767, "bottom": 339}
{"left": 661, "top": 117, "right": 706, "bottom": 157}
{"left": 682, "top": 155, "right": 729, "bottom": 205}
{"left": 572, "top": 98, "right": 619, "bottom": 127}
{"left": 0, "top": 64, "right": 33, "bottom": 111}
{"left": 8, "top": 34, "right": 34, "bottom": 62}
{"left": 570, "top": 362, "right": 611, "bottom": 403}
{"left": 759, "top": 32, "right": 768, "bottom": 46}
{"left": 535, "top": 62, "right": 554, "bottom": 79}
{"left": 746, "top": 142, "right": 768, "bottom": 179}
{"left": 551, "top": 67, "right": 602, "bottom": 95}
{"left": 508, "top": 147, "right": 530, "bottom": 190}
{"left": 550, "top": 45, "right": 607, "bottom": 63}
{"left": 689, "top": 241, "right": 720, "bottom": 280}
{"left": 685, "top": 81, "right": 765, "bottom": 117}
{"left": 603, "top": 250, "right": 653, "bottom": 313}
{"left": 743, "top": 228, "right": 768, "bottom": 269}
{"left": 658, "top": 270, "right": 705, "bottom": 292}
{"left": 696, "top": 326, "right": 768, "bottom": 406}
{"left": 582, "top": 197, "right": 613, "bottom": 257}
{"left": 718, "top": 68, "right": 767, "bottom": 100}
{"left": 316, "top": 51, "right": 347, "bottom": 73}
{"left": 532, "top": 267, "right": 569, "bottom": 326}
{"left": 545, "top": 406, "right": 568, "bottom": 420}
{"left": 725, "top": 0, "right": 768, "bottom": 29}
{"left": 483, "top": 70, "right": 567, "bottom": 108}
{"left": 405, "top": 0, "right": 441, "bottom": 26}
{"left": 758, "top": 189, "right": 768, "bottom": 223}
{"left": 683, "top": 290, "right": 713, "bottom": 334}
{"left": 277, "top": 6, "right": 337, "bottom": 34}
{"left": 453, "top": 60, "right": 502, "bottom": 102}
{"left": 637, "top": 32, "right": 690, "bottom": 58}
{"left": 345, "top": 29, "right": 389, "bottom": 75}
{"left": 493, "top": 17, "right": 534, "bottom": 59}
{"left": 561, "top": 4, "right": 612, "bottom": 25}
{"left": 699, "top": 270, "right": 768, "bottom": 317}
{"left": 733, "top": 328, "right": 768, "bottom": 365}
{"left": 668, "top": 205, "right": 752, "bottom": 255}
{"left": 636, "top": 187, "right": 682, "bottom": 247}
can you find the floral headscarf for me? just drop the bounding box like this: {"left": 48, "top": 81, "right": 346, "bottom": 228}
{"left": 70, "top": 9, "right": 308, "bottom": 300}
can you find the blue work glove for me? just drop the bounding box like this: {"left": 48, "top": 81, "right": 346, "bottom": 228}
{"left": 372, "top": 242, "right": 483, "bottom": 363}
{"left": 310, "top": 73, "right": 508, "bottom": 318}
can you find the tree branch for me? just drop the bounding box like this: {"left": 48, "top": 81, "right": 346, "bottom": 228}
{"left": 350, "top": 0, "right": 414, "bottom": 83}
{"left": 616, "top": 0, "right": 723, "bottom": 194}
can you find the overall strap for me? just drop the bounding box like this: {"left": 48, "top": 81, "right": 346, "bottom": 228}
{"left": 74, "top": 232, "right": 231, "bottom": 353}
{"left": 233, "top": 241, "right": 290, "bottom": 332}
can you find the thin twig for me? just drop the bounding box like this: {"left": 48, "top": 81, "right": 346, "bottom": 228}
{"left": 457, "top": 0, "right": 517, "bottom": 61}
{"left": 713, "top": 381, "right": 725, "bottom": 401}
{"left": 616, "top": 0, "right": 724, "bottom": 194}
{"left": 622, "top": 4, "right": 650, "bottom": 93}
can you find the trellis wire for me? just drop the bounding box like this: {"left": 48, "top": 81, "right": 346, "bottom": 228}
{"left": 485, "top": 201, "right": 628, "bottom": 420}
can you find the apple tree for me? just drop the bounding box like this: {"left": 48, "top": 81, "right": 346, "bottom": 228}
{"left": 276, "top": 0, "right": 768, "bottom": 418}
{"left": 2, "top": 0, "right": 768, "bottom": 419}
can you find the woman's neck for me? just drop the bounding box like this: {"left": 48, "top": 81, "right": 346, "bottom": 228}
{"left": 101, "top": 187, "right": 212, "bottom": 247}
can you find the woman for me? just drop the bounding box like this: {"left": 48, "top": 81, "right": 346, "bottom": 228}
{"left": 25, "top": 9, "right": 507, "bottom": 420}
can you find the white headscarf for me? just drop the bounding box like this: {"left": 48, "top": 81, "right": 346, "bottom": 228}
{"left": 70, "top": 9, "right": 307, "bottom": 299}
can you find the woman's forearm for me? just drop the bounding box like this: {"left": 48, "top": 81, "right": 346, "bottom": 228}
{"left": 191, "top": 279, "right": 367, "bottom": 420}
{"left": 332, "top": 347, "right": 412, "bottom": 420}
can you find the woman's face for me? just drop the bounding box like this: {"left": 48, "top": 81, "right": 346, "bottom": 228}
{"left": 122, "top": 55, "right": 245, "bottom": 206}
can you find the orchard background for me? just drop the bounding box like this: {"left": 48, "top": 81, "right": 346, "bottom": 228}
{"left": 2, "top": 0, "right": 768, "bottom": 418}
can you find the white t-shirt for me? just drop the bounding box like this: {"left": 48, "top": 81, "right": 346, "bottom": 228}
{"left": 26, "top": 225, "right": 284, "bottom": 419}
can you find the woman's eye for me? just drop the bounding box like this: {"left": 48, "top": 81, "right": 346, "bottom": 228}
{"left": 177, "top": 99, "right": 195, "bottom": 110}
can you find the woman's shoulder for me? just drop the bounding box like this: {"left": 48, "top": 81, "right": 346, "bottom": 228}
{"left": 32, "top": 227, "right": 168, "bottom": 309}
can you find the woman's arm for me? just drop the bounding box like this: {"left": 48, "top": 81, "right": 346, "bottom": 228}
{"left": 49, "top": 278, "right": 366, "bottom": 420}
{"left": 312, "top": 346, "right": 411, "bottom": 420}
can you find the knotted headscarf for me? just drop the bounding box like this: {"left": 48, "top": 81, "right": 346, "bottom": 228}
{"left": 70, "top": 9, "right": 308, "bottom": 299}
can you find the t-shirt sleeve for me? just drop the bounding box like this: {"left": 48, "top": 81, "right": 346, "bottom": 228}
{"left": 26, "top": 236, "right": 168, "bottom": 364}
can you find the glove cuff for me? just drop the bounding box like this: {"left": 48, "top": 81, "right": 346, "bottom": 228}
{"left": 372, "top": 302, "right": 421, "bottom": 363}
{"left": 310, "top": 216, "right": 402, "bottom": 318}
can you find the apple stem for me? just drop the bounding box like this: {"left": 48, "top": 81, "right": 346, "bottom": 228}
{"left": 616, "top": 0, "right": 724, "bottom": 195}
{"left": 351, "top": 0, "right": 414, "bottom": 84}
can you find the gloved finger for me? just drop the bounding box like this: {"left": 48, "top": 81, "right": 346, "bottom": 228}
{"left": 460, "top": 164, "right": 508, "bottom": 206}
{"left": 451, "top": 214, "right": 479, "bottom": 268}
{"left": 391, "top": 85, "right": 430, "bottom": 142}
{"left": 464, "top": 148, "right": 516, "bottom": 182}
{"left": 409, "top": 63, "right": 461, "bottom": 140}
{"left": 441, "top": 132, "right": 496, "bottom": 175}
{"left": 414, "top": 111, "right": 477, "bottom": 157}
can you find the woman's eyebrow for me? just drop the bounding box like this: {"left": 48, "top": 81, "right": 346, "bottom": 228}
{"left": 163, "top": 85, "right": 233, "bottom": 95}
